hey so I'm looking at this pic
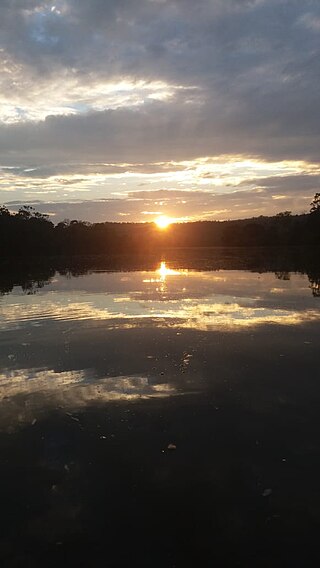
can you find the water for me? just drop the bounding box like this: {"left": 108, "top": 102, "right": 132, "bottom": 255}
{"left": 0, "top": 252, "right": 319, "bottom": 566}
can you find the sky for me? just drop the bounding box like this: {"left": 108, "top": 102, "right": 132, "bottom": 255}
{"left": 1, "top": 0, "right": 320, "bottom": 223}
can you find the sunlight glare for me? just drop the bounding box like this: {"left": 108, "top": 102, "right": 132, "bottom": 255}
{"left": 155, "top": 215, "right": 172, "bottom": 229}
{"left": 157, "top": 262, "right": 180, "bottom": 281}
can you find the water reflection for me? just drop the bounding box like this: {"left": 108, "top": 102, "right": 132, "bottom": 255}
{"left": 157, "top": 261, "right": 181, "bottom": 293}
{"left": 0, "top": 263, "right": 318, "bottom": 332}
{"left": 142, "top": 261, "right": 182, "bottom": 293}
{"left": 0, "top": 368, "right": 180, "bottom": 431}
{"left": 0, "top": 254, "right": 319, "bottom": 565}
{"left": 0, "top": 256, "right": 319, "bottom": 430}
{"left": 158, "top": 261, "right": 181, "bottom": 281}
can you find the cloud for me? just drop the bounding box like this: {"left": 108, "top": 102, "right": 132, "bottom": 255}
{"left": 2, "top": 157, "right": 319, "bottom": 219}
{"left": 0, "top": 1, "right": 320, "bottom": 218}
{"left": 4, "top": 180, "right": 315, "bottom": 222}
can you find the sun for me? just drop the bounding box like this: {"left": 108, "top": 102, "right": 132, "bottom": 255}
{"left": 154, "top": 215, "right": 172, "bottom": 229}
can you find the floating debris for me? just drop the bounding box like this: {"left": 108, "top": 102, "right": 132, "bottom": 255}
{"left": 65, "top": 412, "right": 80, "bottom": 423}
{"left": 31, "top": 418, "right": 37, "bottom": 426}
{"left": 167, "top": 443, "right": 177, "bottom": 450}
{"left": 262, "top": 488, "right": 272, "bottom": 497}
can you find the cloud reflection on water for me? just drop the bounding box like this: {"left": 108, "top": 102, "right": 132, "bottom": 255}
{"left": 0, "top": 262, "right": 319, "bottom": 430}
{"left": 0, "top": 263, "right": 319, "bottom": 331}
{"left": 0, "top": 368, "right": 180, "bottom": 431}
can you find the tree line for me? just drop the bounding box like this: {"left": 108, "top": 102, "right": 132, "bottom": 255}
{"left": 0, "top": 194, "right": 319, "bottom": 256}
{"left": 1, "top": 245, "right": 319, "bottom": 298}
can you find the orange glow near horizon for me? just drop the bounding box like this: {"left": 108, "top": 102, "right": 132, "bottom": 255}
{"left": 154, "top": 215, "right": 172, "bottom": 229}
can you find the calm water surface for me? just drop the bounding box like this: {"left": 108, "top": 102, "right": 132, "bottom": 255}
{"left": 0, "top": 255, "right": 320, "bottom": 567}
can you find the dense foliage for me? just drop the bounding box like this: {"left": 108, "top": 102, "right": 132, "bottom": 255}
{"left": 0, "top": 200, "right": 319, "bottom": 257}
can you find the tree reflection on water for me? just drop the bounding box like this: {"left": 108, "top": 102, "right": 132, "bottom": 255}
{"left": 1, "top": 248, "right": 320, "bottom": 297}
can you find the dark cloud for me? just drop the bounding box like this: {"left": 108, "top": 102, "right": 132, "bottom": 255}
{"left": 1, "top": 96, "right": 319, "bottom": 169}
{"left": 1, "top": 1, "right": 320, "bottom": 217}
{"left": 240, "top": 174, "right": 320, "bottom": 193}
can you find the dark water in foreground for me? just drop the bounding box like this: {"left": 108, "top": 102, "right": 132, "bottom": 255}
{"left": 0, "top": 251, "right": 320, "bottom": 567}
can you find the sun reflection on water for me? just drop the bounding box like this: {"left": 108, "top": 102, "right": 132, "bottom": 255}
{"left": 157, "top": 261, "right": 181, "bottom": 282}
{"left": 0, "top": 268, "right": 319, "bottom": 332}
{"left": 1, "top": 266, "right": 320, "bottom": 433}
{"left": 142, "top": 261, "right": 181, "bottom": 290}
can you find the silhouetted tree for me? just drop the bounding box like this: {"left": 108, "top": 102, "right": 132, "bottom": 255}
{"left": 276, "top": 211, "right": 292, "bottom": 217}
{"left": 1, "top": 203, "right": 320, "bottom": 256}
{"left": 275, "top": 271, "right": 290, "bottom": 281}
{"left": 0, "top": 205, "right": 10, "bottom": 217}
{"left": 310, "top": 193, "right": 320, "bottom": 214}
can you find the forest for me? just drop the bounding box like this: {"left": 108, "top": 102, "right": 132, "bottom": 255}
{"left": 0, "top": 194, "right": 319, "bottom": 256}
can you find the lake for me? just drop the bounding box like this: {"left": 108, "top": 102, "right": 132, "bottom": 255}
{"left": 0, "top": 250, "right": 319, "bottom": 567}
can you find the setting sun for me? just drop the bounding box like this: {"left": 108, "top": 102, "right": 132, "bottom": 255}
{"left": 154, "top": 215, "right": 172, "bottom": 229}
